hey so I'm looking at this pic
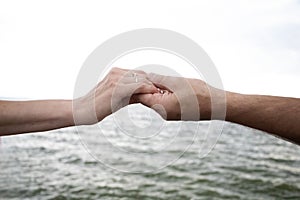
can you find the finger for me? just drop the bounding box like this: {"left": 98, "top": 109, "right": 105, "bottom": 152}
{"left": 130, "top": 82, "right": 159, "bottom": 94}
{"left": 120, "top": 76, "right": 149, "bottom": 84}
{"left": 107, "top": 68, "right": 146, "bottom": 80}
{"left": 130, "top": 93, "right": 157, "bottom": 107}
{"left": 147, "top": 73, "right": 181, "bottom": 91}
{"left": 123, "top": 70, "right": 147, "bottom": 78}
{"left": 114, "top": 77, "right": 159, "bottom": 101}
{"left": 119, "top": 73, "right": 160, "bottom": 93}
{"left": 131, "top": 94, "right": 167, "bottom": 119}
{"left": 115, "top": 83, "right": 157, "bottom": 112}
{"left": 131, "top": 69, "right": 147, "bottom": 76}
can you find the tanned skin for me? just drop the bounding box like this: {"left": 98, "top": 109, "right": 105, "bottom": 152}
{"left": 1, "top": 70, "right": 299, "bottom": 145}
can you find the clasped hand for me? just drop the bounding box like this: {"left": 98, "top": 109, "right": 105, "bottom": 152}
{"left": 74, "top": 67, "right": 214, "bottom": 125}
{"left": 1, "top": 67, "right": 299, "bottom": 144}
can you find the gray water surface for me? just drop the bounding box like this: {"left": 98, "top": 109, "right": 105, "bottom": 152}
{"left": 0, "top": 105, "right": 299, "bottom": 200}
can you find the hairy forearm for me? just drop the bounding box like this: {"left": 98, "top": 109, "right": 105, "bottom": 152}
{"left": 0, "top": 100, "right": 74, "bottom": 136}
{"left": 225, "top": 93, "right": 300, "bottom": 144}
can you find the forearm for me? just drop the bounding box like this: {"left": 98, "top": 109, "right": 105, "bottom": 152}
{"left": 0, "top": 100, "right": 74, "bottom": 136}
{"left": 225, "top": 92, "right": 300, "bottom": 144}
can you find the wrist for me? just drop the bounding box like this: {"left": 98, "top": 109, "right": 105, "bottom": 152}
{"left": 72, "top": 96, "right": 103, "bottom": 126}
{"left": 197, "top": 86, "right": 228, "bottom": 121}
{"left": 59, "top": 100, "right": 75, "bottom": 127}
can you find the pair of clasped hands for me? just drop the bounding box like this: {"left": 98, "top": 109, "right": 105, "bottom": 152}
{"left": 1, "top": 67, "right": 299, "bottom": 144}
{"left": 75, "top": 67, "right": 213, "bottom": 125}
{"left": 75, "top": 67, "right": 300, "bottom": 145}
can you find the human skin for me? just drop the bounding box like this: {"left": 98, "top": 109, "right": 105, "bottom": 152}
{"left": 0, "top": 68, "right": 158, "bottom": 136}
{"left": 1, "top": 69, "right": 299, "bottom": 145}
{"left": 134, "top": 73, "right": 300, "bottom": 145}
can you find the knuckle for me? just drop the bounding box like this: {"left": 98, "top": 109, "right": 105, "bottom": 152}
{"left": 106, "top": 76, "right": 116, "bottom": 85}
{"left": 112, "top": 67, "right": 120, "bottom": 71}
{"left": 110, "top": 67, "right": 121, "bottom": 74}
{"left": 135, "top": 70, "right": 146, "bottom": 75}
{"left": 109, "top": 81, "right": 117, "bottom": 87}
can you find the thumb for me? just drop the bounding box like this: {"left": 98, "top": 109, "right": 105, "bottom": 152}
{"left": 130, "top": 93, "right": 167, "bottom": 120}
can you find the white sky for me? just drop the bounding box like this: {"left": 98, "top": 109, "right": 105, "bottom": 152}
{"left": 0, "top": 0, "right": 299, "bottom": 99}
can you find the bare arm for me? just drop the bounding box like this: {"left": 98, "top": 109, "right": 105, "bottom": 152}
{"left": 0, "top": 100, "right": 73, "bottom": 136}
{"left": 226, "top": 93, "right": 300, "bottom": 144}
{"left": 0, "top": 68, "right": 158, "bottom": 136}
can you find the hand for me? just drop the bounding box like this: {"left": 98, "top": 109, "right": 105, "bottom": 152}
{"left": 73, "top": 68, "right": 158, "bottom": 125}
{"left": 133, "top": 73, "right": 225, "bottom": 120}
{"left": 134, "top": 72, "right": 300, "bottom": 145}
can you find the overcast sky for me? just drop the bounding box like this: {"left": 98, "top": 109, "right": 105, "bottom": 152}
{"left": 0, "top": 0, "right": 299, "bottom": 99}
